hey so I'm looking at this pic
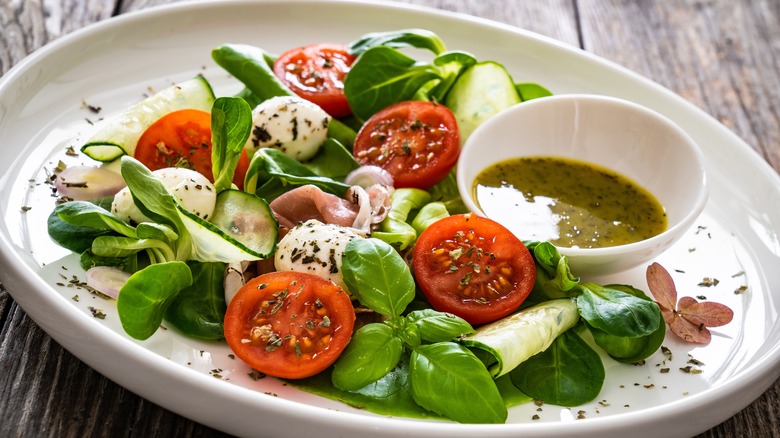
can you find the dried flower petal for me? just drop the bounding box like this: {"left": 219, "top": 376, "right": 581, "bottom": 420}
{"left": 677, "top": 298, "right": 734, "bottom": 328}
{"left": 668, "top": 314, "right": 711, "bottom": 344}
{"left": 646, "top": 262, "right": 678, "bottom": 312}
{"left": 645, "top": 262, "right": 734, "bottom": 345}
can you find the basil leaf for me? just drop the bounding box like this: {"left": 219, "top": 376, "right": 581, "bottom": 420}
{"left": 526, "top": 241, "right": 580, "bottom": 300}
{"left": 576, "top": 282, "right": 661, "bottom": 337}
{"left": 510, "top": 330, "right": 605, "bottom": 406}
{"left": 373, "top": 188, "right": 431, "bottom": 250}
{"left": 342, "top": 238, "right": 415, "bottom": 317}
{"left": 302, "top": 138, "right": 359, "bottom": 179}
{"left": 409, "top": 202, "right": 449, "bottom": 236}
{"left": 516, "top": 82, "right": 553, "bottom": 101}
{"left": 117, "top": 261, "right": 193, "bottom": 340}
{"left": 406, "top": 309, "right": 474, "bottom": 343}
{"left": 54, "top": 200, "right": 137, "bottom": 238}
{"left": 48, "top": 207, "right": 115, "bottom": 254}
{"left": 164, "top": 261, "right": 227, "bottom": 340}
{"left": 588, "top": 284, "right": 666, "bottom": 362}
{"left": 136, "top": 222, "right": 178, "bottom": 244}
{"left": 120, "top": 156, "right": 184, "bottom": 231}
{"left": 212, "top": 96, "right": 252, "bottom": 193}
{"left": 409, "top": 342, "right": 507, "bottom": 424}
{"left": 332, "top": 323, "right": 404, "bottom": 391}
{"left": 91, "top": 236, "right": 174, "bottom": 261}
{"left": 348, "top": 28, "right": 447, "bottom": 56}
{"left": 244, "top": 148, "right": 350, "bottom": 201}
{"left": 344, "top": 46, "right": 442, "bottom": 121}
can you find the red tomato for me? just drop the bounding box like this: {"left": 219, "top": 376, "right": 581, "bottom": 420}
{"left": 224, "top": 271, "right": 356, "bottom": 379}
{"left": 134, "top": 109, "right": 250, "bottom": 189}
{"left": 273, "top": 43, "right": 356, "bottom": 118}
{"left": 352, "top": 100, "right": 460, "bottom": 190}
{"left": 412, "top": 213, "right": 536, "bottom": 325}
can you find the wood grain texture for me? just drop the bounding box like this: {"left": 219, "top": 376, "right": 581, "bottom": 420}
{"left": 0, "top": 0, "right": 778, "bottom": 437}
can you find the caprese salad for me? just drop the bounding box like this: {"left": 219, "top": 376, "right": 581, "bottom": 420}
{"left": 47, "top": 28, "right": 669, "bottom": 424}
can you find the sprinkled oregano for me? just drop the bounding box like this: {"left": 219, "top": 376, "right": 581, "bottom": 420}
{"left": 646, "top": 263, "right": 734, "bottom": 344}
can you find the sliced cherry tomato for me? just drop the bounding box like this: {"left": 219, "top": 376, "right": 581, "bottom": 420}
{"left": 273, "top": 43, "right": 355, "bottom": 118}
{"left": 224, "top": 271, "right": 355, "bottom": 379}
{"left": 412, "top": 213, "right": 536, "bottom": 325}
{"left": 352, "top": 100, "right": 460, "bottom": 190}
{"left": 134, "top": 109, "right": 250, "bottom": 189}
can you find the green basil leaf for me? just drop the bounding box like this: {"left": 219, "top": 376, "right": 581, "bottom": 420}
{"left": 406, "top": 309, "right": 474, "bottom": 343}
{"left": 136, "top": 222, "right": 178, "bottom": 244}
{"left": 526, "top": 241, "right": 580, "bottom": 300}
{"left": 302, "top": 138, "right": 359, "bottom": 179}
{"left": 164, "top": 261, "right": 227, "bottom": 340}
{"left": 373, "top": 188, "right": 431, "bottom": 250}
{"left": 344, "top": 46, "right": 442, "bottom": 121}
{"left": 120, "top": 156, "right": 184, "bottom": 231}
{"left": 48, "top": 207, "right": 115, "bottom": 254}
{"left": 91, "top": 236, "right": 174, "bottom": 261}
{"left": 576, "top": 282, "right": 661, "bottom": 337}
{"left": 244, "top": 148, "right": 350, "bottom": 201}
{"left": 588, "top": 284, "right": 666, "bottom": 362}
{"left": 348, "top": 28, "right": 447, "bottom": 56}
{"left": 409, "top": 202, "right": 449, "bottom": 236}
{"left": 342, "top": 238, "right": 415, "bottom": 317}
{"left": 117, "top": 261, "right": 193, "bottom": 340}
{"left": 332, "top": 323, "right": 404, "bottom": 391}
{"left": 409, "top": 342, "right": 507, "bottom": 424}
{"left": 516, "top": 82, "right": 553, "bottom": 101}
{"left": 212, "top": 96, "right": 252, "bottom": 193}
{"left": 54, "top": 200, "right": 137, "bottom": 238}
{"left": 510, "top": 330, "right": 605, "bottom": 406}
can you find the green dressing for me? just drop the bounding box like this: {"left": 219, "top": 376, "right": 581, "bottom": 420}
{"left": 473, "top": 156, "right": 667, "bottom": 248}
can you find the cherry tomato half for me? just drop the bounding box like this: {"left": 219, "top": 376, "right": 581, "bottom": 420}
{"left": 134, "top": 109, "right": 250, "bottom": 189}
{"left": 412, "top": 213, "right": 536, "bottom": 325}
{"left": 224, "top": 271, "right": 356, "bottom": 379}
{"left": 273, "top": 43, "right": 356, "bottom": 118}
{"left": 352, "top": 100, "right": 460, "bottom": 190}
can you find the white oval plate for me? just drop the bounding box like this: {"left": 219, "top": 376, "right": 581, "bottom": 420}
{"left": 1, "top": 1, "right": 778, "bottom": 437}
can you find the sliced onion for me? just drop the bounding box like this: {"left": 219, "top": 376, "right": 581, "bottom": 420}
{"left": 224, "top": 260, "right": 253, "bottom": 304}
{"left": 344, "top": 165, "right": 394, "bottom": 188}
{"left": 85, "top": 266, "right": 131, "bottom": 299}
{"left": 348, "top": 185, "right": 372, "bottom": 232}
{"left": 54, "top": 165, "right": 126, "bottom": 201}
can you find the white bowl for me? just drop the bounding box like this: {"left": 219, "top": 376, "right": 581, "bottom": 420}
{"left": 456, "top": 94, "right": 708, "bottom": 276}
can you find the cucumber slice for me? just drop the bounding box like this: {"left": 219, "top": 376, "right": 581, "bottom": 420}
{"left": 81, "top": 75, "right": 215, "bottom": 162}
{"left": 459, "top": 298, "right": 579, "bottom": 378}
{"left": 444, "top": 61, "right": 521, "bottom": 141}
{"left": 178, "top": 189, "right": 277, "bottom": 262}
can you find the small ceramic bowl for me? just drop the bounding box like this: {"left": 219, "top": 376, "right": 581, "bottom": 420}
{"left": 456, "top": 94, "right": 708, "bottom": 277}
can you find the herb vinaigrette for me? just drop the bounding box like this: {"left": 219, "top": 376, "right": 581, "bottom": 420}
{"left": 473, "top": 156, "right": 667, "bottom": 248}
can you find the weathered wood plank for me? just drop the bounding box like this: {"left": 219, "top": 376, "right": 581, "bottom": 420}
{"left": 578, "top": 0, "right": 780, "bottom": 171}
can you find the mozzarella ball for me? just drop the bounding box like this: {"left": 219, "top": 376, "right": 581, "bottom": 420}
{"left": 274, "top": 219, "right": 360, "bottom": 294}
{"left": 112, "top": 167, "right": 216, "bottom": 225}
{"left": 245, "top": 95, "right": 331, "bottom": 161}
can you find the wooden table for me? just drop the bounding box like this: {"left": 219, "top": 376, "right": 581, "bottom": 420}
{"left": 1, "top": 0, "right": 778, "bottom": 436}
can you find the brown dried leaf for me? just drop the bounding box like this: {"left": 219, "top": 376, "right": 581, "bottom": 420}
{"left": 668, "top": 314, "right": 712, "bottom": 344}
{"left": 646, "top": 262, "right": 677, "bottom": 312}
{"left": 677, "top": 298, "right": 734, "bottom": 328}
{"left": 645, "top": 262, "right": 734, "bottom": 344}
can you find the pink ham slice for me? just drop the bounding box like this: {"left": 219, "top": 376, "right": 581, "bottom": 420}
{"left": 270, "top": 185, "right": 360, "bottom": 230}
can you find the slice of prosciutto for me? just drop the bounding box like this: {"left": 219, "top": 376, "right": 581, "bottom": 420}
{"left": 270, "top": 184, "right": 392, "bottom": 232}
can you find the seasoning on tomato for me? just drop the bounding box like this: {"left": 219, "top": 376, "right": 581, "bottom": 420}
{"left": 224, "top": 271, "right": 356, "bottom": 379}
{"left": 352, "top": 100, "right": 460, "bottom": 190}
{"left": 273, "top": 43, "right": 356, "bottom": 118}
{"left": 412, "top": 213, "right": 536, "bottom": 325}
{"left": 134, "top": 109, "right": 250, "bottom": 189}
